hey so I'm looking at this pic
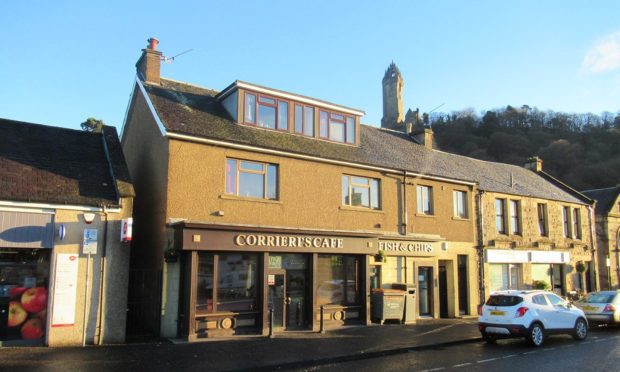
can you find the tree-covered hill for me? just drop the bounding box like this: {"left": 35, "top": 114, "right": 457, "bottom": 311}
{"left": 430, "top": 106, "right": 620, "bottom": 191}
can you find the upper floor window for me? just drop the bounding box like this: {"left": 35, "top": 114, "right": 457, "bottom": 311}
{"left": 319, "top": 110, "right": 356, "bottom": 144}
{"left": 416, "top": 185, "right": 433, "bottom": 215}
{"left": 573, "top": 208, "right": 582, "bottom": 240}
{"left": 495, "top": 199, "right": 507, "bottom": 234}
{"left": 342, "top": 175, "right": 380, "bottom": 209}
{"left": 562, "top": 206, "right": 572, "bottom": 238}
{"left": 294, "top": 104, "right": 314, "bottom": 137}
{"left": 537, "top": 203, "right": 548, "bottom": 236}
{"left": 509, "top": 200, "right": 521, "bottom": 235}
{"left": 226, "top": 159, "right": 278, "bottom": 200}
{"left": 244, "top": 93, "right": 288, "bottom": 131}
{"left": 453, "top": 190, "right": 468, "bottom": 218}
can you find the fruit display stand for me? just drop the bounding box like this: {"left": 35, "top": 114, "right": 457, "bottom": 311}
{"left": 371, "top": 288, "right": 405, "bottom": 324}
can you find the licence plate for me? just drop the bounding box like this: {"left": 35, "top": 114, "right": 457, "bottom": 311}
{"left": 490, "top": 310, "right": 505, "bottom": 316}
{"left": 582, "top": 305, "right": 598, "bottom": 312}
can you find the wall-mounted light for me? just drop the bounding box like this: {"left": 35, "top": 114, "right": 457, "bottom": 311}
{"left": 83, "top": 213, "right": 96, "bottom": 224}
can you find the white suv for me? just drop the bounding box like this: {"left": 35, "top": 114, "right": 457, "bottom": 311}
{"left": 478, "top": 290, "right": 588, "bottom": 347}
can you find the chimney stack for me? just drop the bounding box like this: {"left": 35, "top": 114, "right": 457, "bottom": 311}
{"left": 524, "top": 156, "right": 543, "bottom": 172}
{"left": 412, "top": 128, "right": 434, "bottom": 150}
{"left": 136, "top": 37, "right": 162, "bottom": 85}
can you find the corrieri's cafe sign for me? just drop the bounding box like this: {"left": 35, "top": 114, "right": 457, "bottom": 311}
{"left": 182, "top": 228, "right": 377, "bottom": 254}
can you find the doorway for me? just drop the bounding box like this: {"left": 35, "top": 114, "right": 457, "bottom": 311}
{"left": 438, "top": 265, "right": 448, "bottom": 318}
{"left": 418, "top": 266, "right": 433, "bottom": 317}
{"left": 267, "top": 254, "right": 309, "bottom": 331}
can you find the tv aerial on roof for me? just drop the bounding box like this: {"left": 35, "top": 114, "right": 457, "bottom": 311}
{"left": 161, "top": 49, "right": 194, "bottom": 64}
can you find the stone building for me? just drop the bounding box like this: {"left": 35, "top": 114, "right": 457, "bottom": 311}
{"left": 582, "top": 186, "right": 620, "bottom": 290}
{"left": 0, "top": 119, "right": 134, "bottom": 346}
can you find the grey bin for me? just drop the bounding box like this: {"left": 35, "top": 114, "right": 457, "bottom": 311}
{"left": 392, "top": 283, "right": 417, "bottom": 324}
{"left": 371, "top": 289, "right": 405, "bottom": 324}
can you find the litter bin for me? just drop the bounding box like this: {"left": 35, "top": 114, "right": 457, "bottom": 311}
{"left": 392, "top": 283, "right": 417, "bottom": 324}
{"left": 371, "top": 288, "right": 405, "bottom": 324}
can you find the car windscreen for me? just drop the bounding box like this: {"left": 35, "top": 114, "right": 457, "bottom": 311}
{"left": 485, "top": 295, "right": 523, "bottom": 307}
{"left": 582, "top": 293, "right": 615, "bottom": 304}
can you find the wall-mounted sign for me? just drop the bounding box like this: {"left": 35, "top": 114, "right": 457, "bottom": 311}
{"left": 486, "top": 249, "right": 529, "bottom": 263}
{"left": 530, "top": 251, "right": 569, "bottom": 264}
{"left": 120, "top": 218, "right": 133, "bottom": 243}
{"left": 379, "top": 240, "right": 439, "bottom": 257}
{"left": 234, "top": 234, "right": 344, "bottom": 249}
{"left": 268, "top": 274, "right": 275, "bottom": 286}
{"left": 83, "top": 229, "right": 98, "bottom": 255}
{"left": 51, "top": 254, "right": 79, "bottom": 327}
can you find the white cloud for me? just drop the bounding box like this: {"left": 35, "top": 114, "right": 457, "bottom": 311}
{"left": 581, "top": 32, "right": 620, "bottom": 74}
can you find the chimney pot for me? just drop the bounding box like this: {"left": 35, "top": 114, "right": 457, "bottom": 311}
{"left": 148, "top": 37, "right": 159, "bottom": 50}
{"left": 524, "top": 156, "right": 543, "bottom": 172}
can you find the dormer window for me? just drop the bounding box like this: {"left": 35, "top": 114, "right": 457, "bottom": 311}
{"left": 319, "top": 110, "right": 355, "bottom": 144}
{"left": 244, "top": 92, "right": 288, "bottom": 131}
{"left": 294, "top": 104, "right": 314, "bottom": 137}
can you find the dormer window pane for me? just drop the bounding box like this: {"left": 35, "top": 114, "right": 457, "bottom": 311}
{"left": 320, "top": 111, "right": 329, "bottom": 138}
{"left": 259, "top": 96, "right": 276, "bottom": 105}
{"left": 295, "top": 105, "right": 303, "bottom": 133}
{"left": 277, "top": 101, "right": 288, "bottom": 130}
{"left": 245, "top": 93, "right": 256, "bottom": 124}
{"left": 346, "top": 117, "right": 355, "bottom": 144}
{"left": 331, "top": 113, "right": 344, "bottom": 121}
{"left": 303, "top": 106, "right": 314, "bottom": 136}
{"left": 258, "top": 104, "right": 276, "bottom": 129}
{"left": 330, "top": 121, "right": 344, "bottom": 142}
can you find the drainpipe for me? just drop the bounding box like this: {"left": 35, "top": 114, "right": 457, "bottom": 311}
{"left": 402, "top": 171, "right": 407, "bottom": 235}
{"left": 616, "top": 229, "right": 620, "bottom": 290}
{"left": 95, "top": 205, "right": 109, "bottom": 345}
{"left": 475, "top": 190, "right": 486, "bottom": 304}
{"left": 587, "top": 205, "right": 598, "bottom": 292}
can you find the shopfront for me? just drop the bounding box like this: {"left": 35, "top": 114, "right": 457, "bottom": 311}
{"left": 175, "top": 224, "right": 376, "bottom": 340}
{"left": 0, "top": 211, "right": 54, "bottom": 345}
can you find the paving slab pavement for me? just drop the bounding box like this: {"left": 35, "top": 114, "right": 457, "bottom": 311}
{"left": 0, "top": 318, "right": 481, "bottom": 372}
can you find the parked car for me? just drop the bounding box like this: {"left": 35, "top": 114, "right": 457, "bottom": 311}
{"left": 573, "top": 290, "right": 620, "bottom": 327}
{"left": 478, "top": 290, "right": 588, "bottom": 347}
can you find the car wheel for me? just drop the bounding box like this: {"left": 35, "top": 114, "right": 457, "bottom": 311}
{"left": 527, "top": 323, "right": 545, "bottom": 347}
{"left": 573, "top": 318, "right": 588, "bottom": 340}
{"left": 482, "top": 333, "right": 497, "bottom": 344}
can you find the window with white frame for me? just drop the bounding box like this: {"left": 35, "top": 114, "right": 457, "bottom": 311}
{"left": 416, "top": 185, "right": 433, "bottom": 215}
{"left": 453, "top": 190, "right": 468, "bottom": 218}
{"left": 225, "top": 159, "right": 278, "bottom": 200}
{"left": 495, "top": 198, "right": 507, "bottom": 234}
{"left": 509, "top": 200, "right": 521, "bottom": 235}
{"left": 573, "top": 208, "right": 582, "bottom": 239}
{"left": 537, "top": 203, "right": 548, "bottom": 236}
{"left": 562, "top": 206, "right": 572, "bottom": 238}
{"left": 342, "top": 175, "right": 380, "bottom": 209}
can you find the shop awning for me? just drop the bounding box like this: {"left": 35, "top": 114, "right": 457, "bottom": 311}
{"left": 0, "top": 210, "right": 54, "bottom": 248}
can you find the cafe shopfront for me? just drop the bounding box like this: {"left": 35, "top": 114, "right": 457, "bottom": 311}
{"left": 376, "top": 237, "right": 473, "bottom": 319}
{"left": 173, "top": 223, "right": 377, "bottom": 340}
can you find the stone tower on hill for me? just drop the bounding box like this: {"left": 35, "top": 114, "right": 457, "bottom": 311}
{"left": 381, "top": 62, "right": 405, "bottom": 130}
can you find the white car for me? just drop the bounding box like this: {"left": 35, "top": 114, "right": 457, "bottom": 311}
{"left": 478, "top": 290, "right": 588, "bottom": 347}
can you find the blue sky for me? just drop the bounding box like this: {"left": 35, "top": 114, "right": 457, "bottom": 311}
{"left": 1, "top": 1, "right": 619, "bottom": 132}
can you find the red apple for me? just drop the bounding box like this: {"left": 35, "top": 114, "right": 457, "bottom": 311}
{"left": 20, "top": 318, "right": 44, "bottom": 340}
{"left": 9, "top": 287, "right": 27, "bottom": 299}
{"left": 8, "top": 301, "right": 27, "bottom": 327}
{"left": 21, "top": 287, "right": 47, "bottom": 313}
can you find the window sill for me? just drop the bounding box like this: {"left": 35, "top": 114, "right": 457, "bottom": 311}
{"left": 414, "top": 213, "right": 435, "bottom": 218}
{"left": 339, "top": 205, "right": 384, "bottom": 214}
{"left": 451, "top": 216, "right": 471, "bottom": 221}
{"left": 219, "top": 194, "right": 282, "bottom": 205}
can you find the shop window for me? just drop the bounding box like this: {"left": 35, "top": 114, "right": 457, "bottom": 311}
{"left": 489, "top": 263, "right": 520, "bottom": 292}
{"left": 342, "top": 175, "right": 380, "bottom": 210}
{"left": 316, "top": 254, "right": 360, "bottom": 306}
{"left": 0, "top": 249, "right": 50, "bottom": 342}
{"left": 417, "top": 185, "right": 433, "bottom": 215}
{"left": 537, "top": 203, "right": 548, "bottom": 236}
{"left": 196, "top": 252, "right": 259, "bottom": 314}
{"left": 225, "top": 159, "right": 278, "bottom": 200}
{"left": 495, "top": 199, "right": 507, "bottom": 234}
{"left": 453, "top": 190, "right": 468, "bottom": 218}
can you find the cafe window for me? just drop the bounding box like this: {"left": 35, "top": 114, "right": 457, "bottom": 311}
{"left": 225, "top": 159, "right": 278, "bottom": 200}
{"left": 196, "top": 252, "right": 259, "bottom": 313}
{"left": 509, "top": 200, "right": 521, "bottom": 235}
{"left": 537, "top": 203, "right": 548, "bottom": 236}
{"left": 342, "top": 175, "right": 380, "bottom": 210}
{"left": 316, "top": 254, "right": 360, "bottom": 306}
{"left": 495, "top": 198, "right": 507, "bottom": 234}
{"left": 319, "top": 110, "right": 356, "bottom": 144}
{"left": 416, "top": 185, "right": 433, "bottom": 215}
{"left": 453, "top": 190, "right": 468, "bottom": 218}
{"left": 244, "top": 92, "right": 288, "bottom": 131}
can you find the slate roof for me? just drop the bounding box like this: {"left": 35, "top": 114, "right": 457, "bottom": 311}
{"left": 0, "top": 118, "right": 134, "bottom": 207}
{"left": 582, "top": 186, "right": 620, "bottom": 214}
{"left": 142, "top": 78, "right": 587, "bottom": 205}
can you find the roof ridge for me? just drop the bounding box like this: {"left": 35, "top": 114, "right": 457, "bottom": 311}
{"left": 581, "top": 186, "right": 620, "bottom": 192}
{"left": 0, "top": 117, "right": 100, "bottom": 136}
{"left": 160, "top": 77, "right": 219, "bottom": 93}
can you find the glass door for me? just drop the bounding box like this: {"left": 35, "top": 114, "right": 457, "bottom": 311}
{"left": 268, "top": 271, "right": 286, "bottom": 330}
{"left": 418, "top": 266, "right": 433, "bottom": 317}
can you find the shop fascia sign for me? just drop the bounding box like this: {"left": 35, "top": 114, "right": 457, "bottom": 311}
{"left": 486, "top": 249, "right": 570, "bottom": 264}
{"left": 378, "top": 240, "right": 438, "bottom": 256}
{"left": 234, "top": 233, "right": 343, "bottom": 249}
